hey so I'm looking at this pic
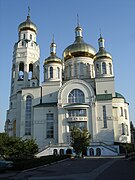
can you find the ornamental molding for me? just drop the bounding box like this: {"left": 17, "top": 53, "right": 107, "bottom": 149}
{"left": 95, "top": 77, "right": 114, "bottom": 82}
{"left": 58, "top": 79, "right": 95, "bottom": 102}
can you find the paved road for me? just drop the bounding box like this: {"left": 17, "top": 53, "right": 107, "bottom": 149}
{"left": 0, "top": 157, "right": 135, "bottom": 180}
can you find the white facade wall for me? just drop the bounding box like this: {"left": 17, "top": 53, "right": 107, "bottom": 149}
{"left": 95, "top": 78, "right": 115, "bottom": 96}
{"left": 113, "top": 98, "right": 131, "bottom": 143}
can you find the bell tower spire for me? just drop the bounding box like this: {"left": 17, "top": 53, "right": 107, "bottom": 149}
{"left": 75, "top": 14, "right": 83, "bottom": 38}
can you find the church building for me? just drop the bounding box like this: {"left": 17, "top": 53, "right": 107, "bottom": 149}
{"left": 5, "top": 12, "right": 131, "bottom": 156}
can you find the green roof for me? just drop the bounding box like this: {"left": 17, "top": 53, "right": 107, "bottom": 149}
{"left": 115, "top": 92, "right": 126, "bottom": 102}
{"left": 96, "top": 94, "right": 112, "bottom": 101}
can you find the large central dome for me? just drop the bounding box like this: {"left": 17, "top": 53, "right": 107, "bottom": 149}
{"left": 63, "top": 26, "right": 96, "bottom": 61}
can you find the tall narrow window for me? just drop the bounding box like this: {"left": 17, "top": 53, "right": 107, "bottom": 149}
{"left": 120, "top": 107, "right": 123, "bottom": 116}
{"left": 122, "top": 123, "right": 125, "bottom": 135}
{"left": 96, "top": 63, "right": 99, "bottom": 73}
{"left": 23, "top": 34, "right": 25, "bottom": 39}
{"left": 124, "top": 109, "right": 127, "bottom": 119}
{"left": 25, "top": 96, "right": 32, "bottom": 135}
{"left": 126, "top": 125, "right": 129, "bottom": 136}
{"left": 57, "top": 67, "right": 60, "bottom": 79}
{"left": 46, "top": 113, "right": 54, "bottom": 138}
{"left": 109, "top": 63, "right": 112, "bottom": 74}
{"left": 80, "top": 62, "right": 83, "bottom": 76}
{"left": 50, "top": 67, "right": 53, "bottom": 78}
{"left": 69, "top": 65, "right": 71, "bottom": 78}
{"left": 74, "top": 63, "right": 77, "bottom": 77}
{"left": 68, "top": 89, "right": 85, "bottom": 103}
{"left": 30, "top": 34, "right": 32, "bottom": 40}
{"left": 28, "top": 63, "right": 33, "bottom": 80}
{"left": 103, "top": 105, "right": 107, "bottom": 128}
{"left": 102, "top": 62, "right": 106, "bottom": 74}
{"left": 18, "top": 62, "right": 24, "bottom": 80}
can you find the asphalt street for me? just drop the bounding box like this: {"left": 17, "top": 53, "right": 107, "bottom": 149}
{"left": 0, "top": 157, "right": 135, "bottom": 180}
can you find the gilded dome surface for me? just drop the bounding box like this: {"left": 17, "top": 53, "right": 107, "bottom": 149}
{"left": 63, "top": 26, "right": 96, "bottom": 61}
{"left": 94, "top": 48, "right": 112, "bottom": 60}
{"left": 18, "top": 15, "right": 37, "bottom": 34}
{"left": 44, "top": 55, "right": 62, "bottom": 64}
{"left": 44, "top": 41, "right": 62, "bottom": 64}
{"left": 94, "top": 35, "right": 112, "bottom": 60}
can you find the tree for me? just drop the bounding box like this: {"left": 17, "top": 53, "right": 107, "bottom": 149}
{"left": 130, "top": 121, "right": 135, "bottom": 151}
{"left": 0, "top": 133, "right": 38, "bottom": 159}
{"left": 70, "top": 128, "right": 91, "bottom": 157}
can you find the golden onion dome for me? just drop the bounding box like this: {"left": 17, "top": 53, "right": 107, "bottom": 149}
{"left": 63, "top": 25, "right": 96, "bottom": 61}
{"left": 94, "top": 35, "right": 112, "bottom": 60}
{"left": 44, "top": 40, "right": 62, "bottom": 65}
{"left": 18, "top": 15, "right": 37, "bottom": 34}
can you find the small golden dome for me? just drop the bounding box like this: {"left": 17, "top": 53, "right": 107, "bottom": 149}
{"left": 94, "top": 35, "right": 112, "bottom": 60}
{"left": 18, "top": 15, "right": 37, "bottom": 34}
{"left": 94, "top": 48, "right": 112, "bottom": 60}
{"left": 44, "top": 55, "right": 62, "bottom": 65}
{"left": 44, "top": 40, "right": 62, "bottom": 64}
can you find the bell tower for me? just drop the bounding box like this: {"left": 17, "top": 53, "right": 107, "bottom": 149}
{"left": 11, "top": 8, "right": 40, "bottom": 96}
{"left": 6, "top": 9, "right": 40, "bottom": 137}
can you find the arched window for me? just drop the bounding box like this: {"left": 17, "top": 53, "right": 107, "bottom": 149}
{"left": 25, "top": 96, "right": 32, "bottom": 135}
{"left": 18, "top": 62, "right": 24, "bottom": 80}
{"left": 57, "top": 67, "right": 60, "bottom": 79}
{"left": 28, "top": 63, "right": 33, "bottom": 80}
{"left": 96, "top": 63, "right": 99, "bottom": 73}
{"left": 96, "top": 148, "right": 101, "bottom": 156}
{"left": 122, "top": 123, "right": 125, "bottom": 135}
{"left": 69, "top": 65, "right": 71, "bottom": 78}
{"left": 86, "top": 63, "right": 90, "bottom": 77}
{"left": 12, "top": 64, "right": 16, "bottom": 79}
{"left": 32, "top": 82, "right": 35, "bottom": 87}
{"left": 120, "top": 107, "right": 123, "bottom": 116}
{"left": 126, "top": 125, "right": 129, "bottom": 136}
{"left": 60, "top": 149, "right": 64, "bottom": 155}
{"left": 102, "top": 62, "right": 106, "bottom": 74}
{"left": 89, "top": 148, "right": 94, "bottom": 156}
{"left": 74, "top": 63, "right": 77, "bottom": 77}
{"left": 124, "top": 109, "right": 127, "bottom": 119}
{"left": 109, "top": 63, "right": 112, "bottom": 74}
{"left": 30, "top": 34, "right": 32, "bottom": 40}
{"left": 68, "top": 89, "right": 85, "bottom": 103}
{"left": 66, "top": 149, "right": 72, "bottom": 155}
{"left": 53, "top": 149, "right": 58, "bottom": 155}
{"left": 50, "top": 67, "right": 53, "bottom": 78}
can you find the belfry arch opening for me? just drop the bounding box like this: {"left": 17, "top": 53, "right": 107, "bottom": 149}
{"left": 18, "top": 62, "right": 24, "bottom": 80}
{"left": 28, "top": 63, "right": 33, "bottom": 80}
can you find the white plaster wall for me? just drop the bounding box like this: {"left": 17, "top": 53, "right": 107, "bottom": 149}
{"left": 33, "top": 106, "right": 58, "bottom": 149}
{"left": 95, "top": 77, "right": 115, "bottom": 96}
{"left": 95, "top": 100, "right": 114, "bottom": 144}
{"left": 112, "top": 98, "right": 131, "bottom": 143}
{"left": 42, "top": 83, "right": 60, "bottom": 103}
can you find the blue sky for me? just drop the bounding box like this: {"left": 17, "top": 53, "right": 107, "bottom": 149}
{"left": 0, "top": 0, "right": 135, "bottom": 132}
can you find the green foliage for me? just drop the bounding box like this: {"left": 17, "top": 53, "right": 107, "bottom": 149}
{"left": 123, "top": 143, "right": 134, "bottom": 154}
{"left": 0, "top": 133, "right": 38, "bottom": 159}
{"left": 70, "top": 128, "right": 91, "bottom": 156}
{"left": 13, "top": 155, "right": 70, "bottom": 170}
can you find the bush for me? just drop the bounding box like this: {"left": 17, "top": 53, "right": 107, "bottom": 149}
{"left": 12, "top": 155, "right": 70, "bottom": 171}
